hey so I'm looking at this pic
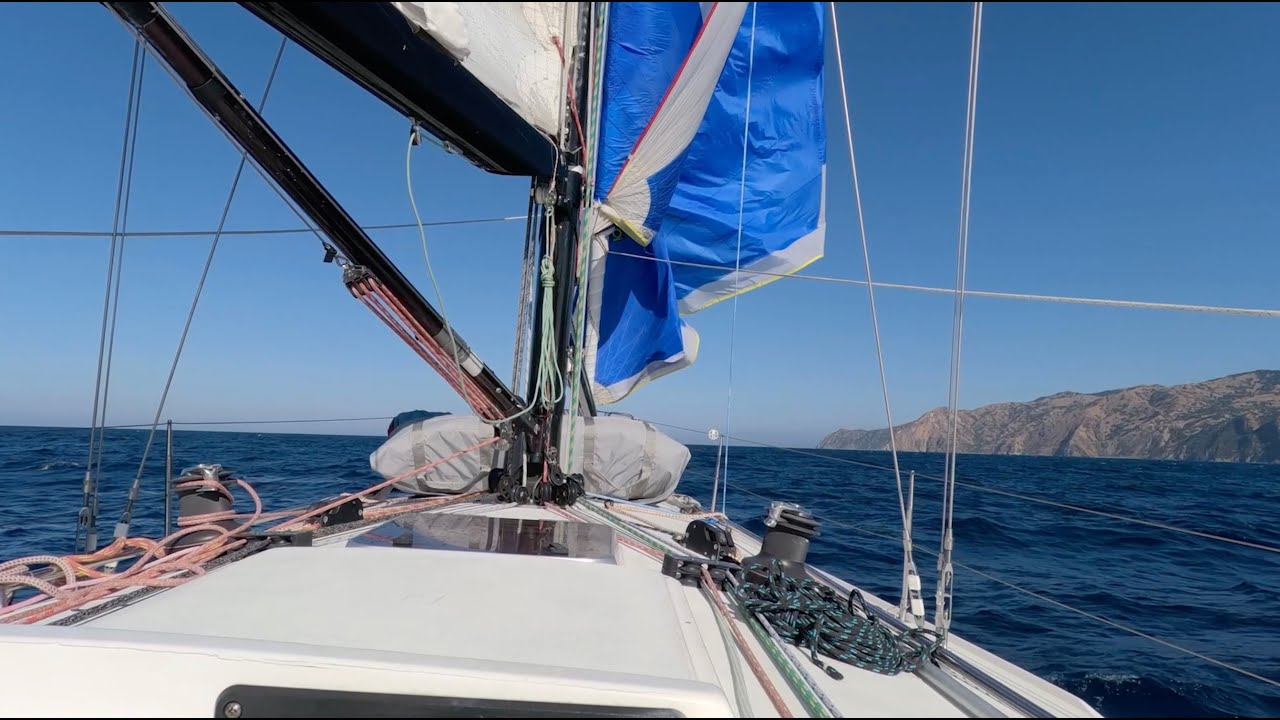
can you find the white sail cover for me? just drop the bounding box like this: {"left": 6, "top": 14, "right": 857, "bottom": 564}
{"left": 584, "top": 2, "right": 828, "bottom": 404}
{"left": 392, "top": 2, "right": 568, "bottom": 138}
{"left": 370, "top": 414, "right": 690, "bottom": 504}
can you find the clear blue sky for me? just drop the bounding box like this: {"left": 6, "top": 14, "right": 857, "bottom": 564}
{"left": 2, "top": 2, "right": 1278, "bottom": 447}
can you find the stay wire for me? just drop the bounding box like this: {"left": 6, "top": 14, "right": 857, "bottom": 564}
{"left": 117, "top": 38, "right": 288, "bottom": 534}
{"left": 78, "top": 39, "right": 144, "bottom": 553}
{"left": 829, "top": 1, "right": 919, "bottom": 621}
{"left": 0, "top": 215, "right": 525, "bottom": 240}
{"left": 937, "top": 1, "right": 983, "bottom": 643}
{"left": 604, "top": 249, "right": 1280, "bottom": 318}
{"left": 714, "top": 2, "right": 758, "bottom": 516}
{"left": 93, "top": 54, "right": 148, "bottom": 500}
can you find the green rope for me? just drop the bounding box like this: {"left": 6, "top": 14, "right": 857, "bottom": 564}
{"left": 534, "top": 255, "right": 564, "bottom": 410}
{"left": 737, "top": 599, "right": 835, "bottom": 717}
{"left": 734, "top": 560, "right": 940, "bottom": 678}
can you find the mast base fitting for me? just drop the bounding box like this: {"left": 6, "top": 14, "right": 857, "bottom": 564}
{"left": 495, "top": 473, "right": 531, "bottom": 505}
{"left": 741, "top": 501, "right": 821, "bottom": 583}
{"left": 528, "top": 473, "right": 585, "bottom": 507}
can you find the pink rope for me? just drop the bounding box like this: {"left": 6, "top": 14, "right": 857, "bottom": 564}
{"left": 0, "top": 477, "right": 262, "bottom": 624}
{"left": 266, "top": 436, "right": 499, "bottom": 533}
{"left": 350, "top": 279, "right": 501, "bottom": 418}
{"left": 0, "top": 436, "right": 500, "bottom": 624}
{"left": 351, "top": 283, "right": 481, "bottom": 405}
{"left": 362, "top": 280, "right": 502, "bottom": 419}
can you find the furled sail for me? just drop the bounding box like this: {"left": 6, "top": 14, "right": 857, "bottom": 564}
{"left": 585, "top": 2, "right": 827, "bottom": 404}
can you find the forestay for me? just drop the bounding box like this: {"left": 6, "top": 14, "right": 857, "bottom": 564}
{"left": 584, "top": 2, "right": 828, "bottom": 404}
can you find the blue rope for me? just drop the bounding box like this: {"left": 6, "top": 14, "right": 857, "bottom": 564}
{"left": 734, "top": 561, "right": 939, "bottom": 678}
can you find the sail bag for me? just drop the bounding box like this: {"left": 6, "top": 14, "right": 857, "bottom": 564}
{"left": 369, "top": 414, "right": 690, "bottom": 504}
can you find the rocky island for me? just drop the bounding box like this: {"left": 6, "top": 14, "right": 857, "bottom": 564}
{"left": 818, "top": 370, "right": 1280, "bottom": 463}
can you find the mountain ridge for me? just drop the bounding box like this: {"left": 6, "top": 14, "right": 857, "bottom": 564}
{"left": 818, "top": 370, "right": 1280, "bottom": 463}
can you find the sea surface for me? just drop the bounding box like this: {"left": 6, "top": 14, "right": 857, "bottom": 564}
{"left": 1, "top": 424, "right": 1278, "bottom": 718}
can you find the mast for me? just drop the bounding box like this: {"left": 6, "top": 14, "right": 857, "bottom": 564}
{"left": 544, "top": 2, "right": 594, "bottom": 454}
{"left": 106, "top": 1, "right": 530, "bottom": 428}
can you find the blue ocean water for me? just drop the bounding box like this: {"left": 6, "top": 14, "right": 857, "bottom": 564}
{"left": 1, "top": 425, "right": 1278, "bottom": 718}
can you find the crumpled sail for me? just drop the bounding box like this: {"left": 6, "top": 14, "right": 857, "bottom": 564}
{"left": 392, "top": 2, "right": 569, "bottom": 138}
{"left": 586, "top": 2, "right": 827, "bottom": 404}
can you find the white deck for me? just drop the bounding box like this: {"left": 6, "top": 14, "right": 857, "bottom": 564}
{"left": 0, "top": 497, "right": 1102, "bottom": 718}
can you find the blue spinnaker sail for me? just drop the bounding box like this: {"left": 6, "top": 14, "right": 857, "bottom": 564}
{"left": 586, "top": 2, "right": 826, "bottom": 404}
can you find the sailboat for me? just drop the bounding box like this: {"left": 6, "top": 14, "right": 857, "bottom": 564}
{"left": 0, "top": 2, "right": 1104, "bottom": 717}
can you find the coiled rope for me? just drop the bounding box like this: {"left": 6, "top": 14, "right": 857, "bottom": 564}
{"left": 0, "top": 437, "right": 499, "bottom": 624}
{"left": 734, "top": 560, "right": 939, "bottom": 677}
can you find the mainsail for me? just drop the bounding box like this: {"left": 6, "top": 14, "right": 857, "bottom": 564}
{"left": 584, "top": 2, "right": 827, "bottom": 404}
{"left": 390, "top": 3, "right": 570, "bottom": 139}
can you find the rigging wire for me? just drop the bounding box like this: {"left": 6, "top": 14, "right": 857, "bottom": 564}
{"left": 112, "top": 14, "right": 343, "bottom": 260}
{"left": 115, "top": 38, "right": 289, "bottom": 540}
{"left": 937, "top": 0, "right": 984, "bottom": 644}
{"left": 829, "top": 0, "right": 921, "bottom": 623}
{"left": 0, "top": 215, "right": 525, "bottom": 239}
{"left": 78, "top": 39, "right": 144, "bottom": 554}
{"left": 713, "top": 2, "right": 759, "bottom": 516}
{"left": 17, "top": 212, "right": 1280, "bottom": 318}
{"left": 641, "top": 418, "right": 1280, "bottom": 558}
{"left": 512, "top": 185, "right": 539, "bottom": 389}
{"left": 22, "top": 216, "right": 1280, "bottom": 318}
{"left": 103, "top": 416, "right": 394, "bottom": 429}
{"left": 605, "top": 249, "right": 1280, "bottom": 318}
{"left": 92, "top": 52, "right": 148, "bottom": 513}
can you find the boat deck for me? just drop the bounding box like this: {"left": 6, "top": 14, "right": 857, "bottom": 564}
{"left": 0, "top": 496, "right": 1101, "bottom": 717}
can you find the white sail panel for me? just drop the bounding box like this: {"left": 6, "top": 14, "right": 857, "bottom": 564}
{"left": 392, "top": 2, "right": 569, "bottom": 138}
